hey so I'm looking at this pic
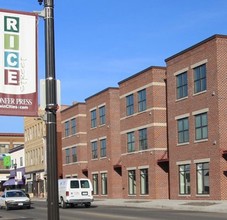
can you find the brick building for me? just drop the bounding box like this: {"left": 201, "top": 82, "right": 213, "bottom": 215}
{"left": 61, "top": 102, "right": 88, "bottom": 178}
{"left": 166, "top": 34, "right": 227, "bottom": 200}
{"left": 85, "top": 87, "right": 122, "bottom": 198}
{"left": 60, "top": 34, "right": 227, "bottom": 200}
{"left": 118, "top": 66, "right": 168, "bottom": 199}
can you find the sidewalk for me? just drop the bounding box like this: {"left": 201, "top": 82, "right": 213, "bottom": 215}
{"left": 33, "top": 197, "right": 227, "bottom": 213}
{"left": 92, "top": 198, "right": 227, "bottom": 213}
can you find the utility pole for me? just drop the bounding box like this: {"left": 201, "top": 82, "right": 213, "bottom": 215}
{"left": 37, "top": 0, "right": 59, "bottom": 219}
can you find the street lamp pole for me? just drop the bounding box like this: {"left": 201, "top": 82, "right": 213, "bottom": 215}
{"left": 14, "top": 163, "right": 17, "bottom": 189}
{"left": 38, "top": 0, "right": 59, "bottom": 219}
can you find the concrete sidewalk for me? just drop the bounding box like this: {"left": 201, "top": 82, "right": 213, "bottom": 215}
{"left": 92, "top": 198, "right": 227, "bottom": 213}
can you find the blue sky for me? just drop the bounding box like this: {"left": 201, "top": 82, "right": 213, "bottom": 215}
{"left": 0, "top": 0, "right": 227, "bottom": 133}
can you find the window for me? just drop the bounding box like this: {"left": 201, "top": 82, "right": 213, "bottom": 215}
{"left": 140, "top": 169, "right": 149, "bottom": 195}
{"left": 81, "top": 180, "right": 90, "bottom": 188}
{"left": 72, "top": 147, "right": 77, "bottom": 162}
{"left": 70, "top": 180, "right": 79, "bottom": 188}
{"left": 20, "top": 157, "right": 23, "bottom": 167}
{"left": 127, "top": 132, "right": 135, "bottom": 152}
{"left": 177, "top": 117, "right": 189, "bottom": 144}
{"left": 126, "top": 94, "right": 134, "bottom": 116}
{"left": 91, "top": 141, "right": 98, "bottom": 159}
{"left": 101, "top": 173, "right": 108, "bottom": 195}
{"left": 176, "top": 72, "right": 188, "bottom": 99}
{"left": 92, "top": 174, "right": 99, "bottom": 195}
{"left": 71, "top": 118, "right": 76, "bottom": 135}
{"left": 91, "top": 109, "right": 97, "bottom": 128}
{"left": 194, "top": 64, "right": 206, "bottom": 94}
{"left": 179, "top": 164, "right": 190, "bottom": 195}
{"left": 100, "top": 139, "right": 106, "bottom": 157}
{"left": 195, "top": 113, "right": 208, "bottom": 140}
{"left": 65, "top": 149, "right": 70, "bottom": 164}
{"left": 196, "top": 162, "right": 209, "bottom": 195}
{"left": 139, "top": 128, "right": 148, "bottom": 150}
{"left": 128, "top": 170, "right": 136, "bottom": 195}
{"left": 64, "top": 121, "right": 70, "bottom": 137}
{"left": 99, "top": 106, "right": 106, "bottom": 125}
{"left": 138, "top": 89, "right": 146, "bottom": 112}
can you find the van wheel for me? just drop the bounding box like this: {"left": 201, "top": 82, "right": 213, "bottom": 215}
{"left": 84, "top": 202, "right": 91, "bottom": 208}
{"left": 60, "top": 198, "right": 66, "bottom": 209}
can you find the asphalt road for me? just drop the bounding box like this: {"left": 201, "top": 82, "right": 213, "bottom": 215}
{"left": 0, "top": 201, "right": 226, "bottom": 220}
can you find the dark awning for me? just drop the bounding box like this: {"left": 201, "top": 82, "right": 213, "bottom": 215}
{"left": 113, "top": 164, "right": 122, "bottom": 169}
{"left": 157, "top": 158, "right": 169, "bottom": 164}
{"left": 223, "top": 150, "right": 227, "bottom": 155}
{"left": 3, "top": 178, "right": 24, "bottom": 186}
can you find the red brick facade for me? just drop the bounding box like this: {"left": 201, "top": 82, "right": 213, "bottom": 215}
{"left": 60, "top": 34, "right": 227, "bottom": 200}
{"left": 166, "top": 35, "right": 227, "bottom": 200}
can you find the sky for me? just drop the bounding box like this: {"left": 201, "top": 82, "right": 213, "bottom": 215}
{"left": 0, "top": 0, "right": 227, "bottom": 133}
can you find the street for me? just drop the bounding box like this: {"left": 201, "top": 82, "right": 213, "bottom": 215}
{"left": 0, "top": 201, "right": 226, "bottom": 220}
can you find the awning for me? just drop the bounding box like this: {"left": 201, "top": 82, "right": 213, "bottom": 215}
{"left": 223, "top": 150, "right": 227, "bottom": 155}
{"left": 3, "top": 178, "right": 24, "bottom": 186}
{"left": 113, "top": 164, "right": 122, "bottom": 169}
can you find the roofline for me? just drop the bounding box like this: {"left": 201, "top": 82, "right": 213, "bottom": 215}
{"left": 165, "top": 34, "right": 227, "bottom": 62}
{"left": 118, "top": 66, "right": 166, "bottom": 85}
{"left": 60, "top": 102, "right": 85, "bottom": 113}
{"left": 8, "top": 144, "right": 24, "bottom": 153}
{"left": 85, "top": 87, "right": 119, "bottom": 101}
{"left": 0, "top": 133, "right": 24, "bottom": 137}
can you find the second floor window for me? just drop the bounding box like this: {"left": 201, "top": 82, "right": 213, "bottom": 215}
{"left": 72, "top": 147, "right": 77, "bottom": 162}
{"left": 177, "top": 117, "right": 189, "bottom": 144}
{"left": 195, "top": 113, "right": 208, "bottom": 140}
{"left": 99, "top": 106, "right": 106, "bottom": 125}
{"left": 127, "top": 132, "right": 135, "bottom": 152}
{"left": 139, "top": 128, "right": 147, "bottom": 150}
{"left": 176, "top": 72, "right": 188, "bottom": 99}
{"left": 138, "top": 89, "right": 146, "bottom": 112}
{"left": 64, "top": 121, "right": 70, "bottom": 137}
{"left": 91, "top": 110, "right": 97, "bottom": 128}
{"left": 100, "top": 139, "right": 106, "bottom": 157}
{"left": 91, "top": 141, "right": 98, "bottom": 159}
{"left": 65, "top": 149, "right": 70, "bottom": 164}
{"left": 126, "top": 94, "right": 134, "bottom": 116}
{"left": 194, "top": 64, "right": 206, "bottom": 94}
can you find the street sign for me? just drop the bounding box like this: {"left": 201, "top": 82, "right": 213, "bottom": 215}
{"left": 0, "top": 9, "right": 38, "bottom": 116}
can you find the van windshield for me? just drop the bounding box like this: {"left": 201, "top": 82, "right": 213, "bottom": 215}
{"left": 70, "top": 180, "right": 79, "bottom": 188}
{"left": 81, "top": 180, "right": 89, "bottom": 188}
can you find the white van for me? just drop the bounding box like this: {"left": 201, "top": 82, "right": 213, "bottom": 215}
{"left": 58, "top": 178, "right": 93, "bottom": 208}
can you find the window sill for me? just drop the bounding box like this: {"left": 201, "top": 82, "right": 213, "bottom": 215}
{"left": 193, "top": 90, "right": 207, "bottom": 96}
{"left": 194, "top": 139, "right": 208, "bottom": 143}
{"left": 177, "top": 142, "right": 189, "bottom": 146}
{"left": 176, "top": 96, "right": 188, "bottom": 102}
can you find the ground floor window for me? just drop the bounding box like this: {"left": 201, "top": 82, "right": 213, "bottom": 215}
{"left": 179, "top": 164, "right": 190, "bottom": 195}
{"left": 92, "top": 174, "right": 99, "bottom": 195}
{"left": 101, "top": 173, "right": 108, "bottom": 195}
{"left": 128, "top": 170, "right": 136, "bottom": 195}
{"left": 196, "top": 162, "right": 209, "bottom": 195}
{"left": 140, "top": 168, "right": 149, "bottom": 195}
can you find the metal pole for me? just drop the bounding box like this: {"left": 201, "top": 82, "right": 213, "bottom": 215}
{"left": 43, "top": 0, "right": 59, "bottom": 219}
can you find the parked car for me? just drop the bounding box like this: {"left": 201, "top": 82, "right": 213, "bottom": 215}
{"left": 0, "top": 189, "right": 31, "bottom": 210}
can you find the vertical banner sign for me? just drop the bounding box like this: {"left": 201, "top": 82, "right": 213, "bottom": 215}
{"left": 0, "top": 9, "right": 38, "bottom": 116}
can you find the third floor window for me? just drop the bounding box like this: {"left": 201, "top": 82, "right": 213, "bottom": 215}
{"left": 194, "top": 64, "right": 206, "bottom": 94}
{"left": 176, "top": 72, "right": 188, "bottom": 99}
{"left": 126, "top": 94, "right": 134, "bottom": 116}
{"left": 138, "top": 89, "right": 146, "bottom": 112}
